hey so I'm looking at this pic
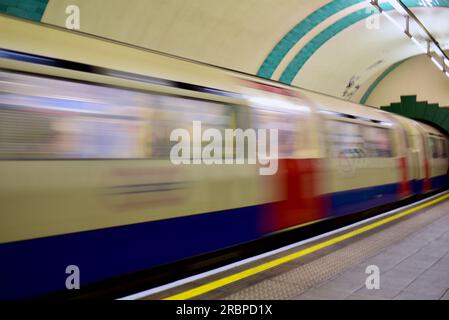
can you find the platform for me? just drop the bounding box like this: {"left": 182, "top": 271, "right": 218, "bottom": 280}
{"left": 131, "top": 191, "right": 449, "bottom": 300}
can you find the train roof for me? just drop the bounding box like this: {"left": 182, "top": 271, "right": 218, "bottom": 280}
{"left": 299, "top": 89, "right": 394, "bottom": 123}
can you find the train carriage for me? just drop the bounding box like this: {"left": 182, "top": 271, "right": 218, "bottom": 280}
{"left": 0, "top": 15, "right": 448, "bottom": 299}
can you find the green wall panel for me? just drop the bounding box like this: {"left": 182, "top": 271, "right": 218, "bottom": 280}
{"left": 0, "top": 0, "right": 48, "bottom": 22}
{"left": 382, "top": 96, "right": 449, "bottom": 135}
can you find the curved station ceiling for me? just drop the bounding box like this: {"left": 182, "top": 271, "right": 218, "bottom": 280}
{"left": 2, "top": 0, "right": 449, "bottom": 106}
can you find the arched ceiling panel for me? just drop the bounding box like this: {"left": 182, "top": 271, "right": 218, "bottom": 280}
{"left": 1, "top": 0, "right": 448, "bottom": 104}
{"left": 292, "top": 8, "right": 448, "bottom": 99}
{"left": 261, "top": 1, "right": 449, "bottom": 84}
{"left": 41, "top": 0, "right": 328, "bottom": 75}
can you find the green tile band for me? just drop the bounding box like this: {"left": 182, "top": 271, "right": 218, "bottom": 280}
{"left": 279, "top": 0, "right": 449, "bottom": 84}
{"left": 0, "top": 0, "right": 48, "bottom": 22}
{"left": 257, "top": 0, "right": 363, "bottom": 79}
{"left": 279, "top": 6, "right": 375, "bottom": 84}
{"left": 382, "top": 96, "right": 449, "bottom": 134}
{"left": 258, "top": 0, "right": 449, "bottom": 84}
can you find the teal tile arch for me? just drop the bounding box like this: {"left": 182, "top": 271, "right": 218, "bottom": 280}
{"left": 0, "top": 0, "right": 49, "bottom": 22}
{"left": 279, "top": 0, "right": 449, "bottom": 84}
{"left": 257, "top": 0, "right": 363, "bottom": 79}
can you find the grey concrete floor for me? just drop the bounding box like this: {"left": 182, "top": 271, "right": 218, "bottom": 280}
{"left": 293, "top": 203, "right": 449, "bottom": 300}
{"left": 220, "top": 196, "right": 449, "bottom": 300}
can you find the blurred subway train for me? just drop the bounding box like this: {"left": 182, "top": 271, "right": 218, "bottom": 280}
{"left": 1, "top": 15, "right": 448, "bottom": 299}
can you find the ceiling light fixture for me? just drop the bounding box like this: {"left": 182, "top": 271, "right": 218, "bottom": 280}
{"left": 370, "top": 0, "right": 449, "bottom": 78}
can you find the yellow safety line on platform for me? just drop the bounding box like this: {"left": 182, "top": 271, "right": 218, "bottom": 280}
{"left": 164, "top": 192, "right": 449, "bottom": 300}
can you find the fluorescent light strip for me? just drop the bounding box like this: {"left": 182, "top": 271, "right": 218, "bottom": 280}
{"left": 373, "top": 1, "right": 448, "bottom": 78}
{"left": 381, "top": 10, "right": 404, "bottom": 31}
{"left": 434, "top": 46, "right": 446, "bottom": 58}
{"left": 410, "top": 36, "right": 427, "bottom": 53}
{"left": 431, "top": 56, "right": 444, "bottom": 71}
{"left": 388, "top": 0, "right": 409, "bottom": 15}
{"left": 383, "top": 12, "right": 427, "bottom": 55}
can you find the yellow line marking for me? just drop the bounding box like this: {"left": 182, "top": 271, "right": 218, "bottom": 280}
{"left": 164, "top": 192, "right": 449, "bottom": 300}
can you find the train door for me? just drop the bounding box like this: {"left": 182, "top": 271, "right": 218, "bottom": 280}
{"left": 241, "top": 81, "right": 325, "bottom": 233}
{"left": 416, "top": 125, "right": 431, "bottom": 192}
{"left": 386, "top": 114, "right": 411, "bottom": 198}
{"left": 408, "top": 122, "right": 427, "bottom": 194}
{"left": 400, "top": 119, "right": 426, "bottom": 195}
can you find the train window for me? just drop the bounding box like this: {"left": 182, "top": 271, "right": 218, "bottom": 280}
{"left": 442, "top": 140, "right": 448, "bottom": 158}
{"left": 0, "top": 71, "right": 146, "bottom": 159}
{"left": 0, "top": 71, "right": 234, "bottom": 160}
{"left": 437, "top": 139, "right": 444, "bottom": 158}
{"left": 325, "top": 120, "right": 393, "bottom": 159}
{"left": 251, "top": 109, "right": 298, "bottom": 158}
{"left": 429, "top": 137, "right": 439, "bottom": 159}
{"left": 325, "top": 120, "right": 365, "bottom": 159}
{"left": 149, "top": 96, "right": 234, "bottom": 160}
{"left": 431, "top": 138, "right": 448, "bottom": 159}
{"left": 362, "top": 126, "right": 393, "bottom": 157}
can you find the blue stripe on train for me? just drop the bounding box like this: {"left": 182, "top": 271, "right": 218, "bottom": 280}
{"left": 328, "top": 183, "right": 399, "bottom": 217}
{"left": 431, "top": 175, "right": 449, "bottom": 190}
{"left": 1, "top": 175, "right": 447, "bottom": 299}
{"left": 0, "top": 205, "right": 269, "bottom": 300}
{"left": 411, "top": 179, "right": 424, "bottom": 194}
{"left": 410, "top": 176, "right": 448, "bottom": 194}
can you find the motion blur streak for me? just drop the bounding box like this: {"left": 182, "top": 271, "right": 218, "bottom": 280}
{"left": 0, "top": 16, "right": 448, "bottom": 299}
